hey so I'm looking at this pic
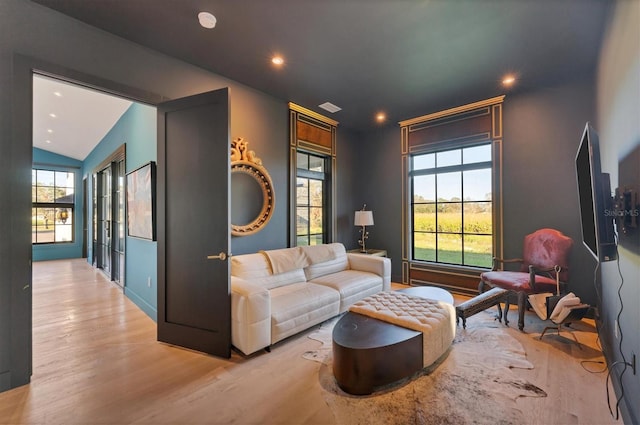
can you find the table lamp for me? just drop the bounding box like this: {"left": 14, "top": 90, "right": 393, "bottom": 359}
{"left": 354, "top": 204, "right": 374, "bottom": 253}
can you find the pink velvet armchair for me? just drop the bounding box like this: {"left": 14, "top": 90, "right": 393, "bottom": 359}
{"left": 478, "top": 228, "right": 573, "bottom": 331}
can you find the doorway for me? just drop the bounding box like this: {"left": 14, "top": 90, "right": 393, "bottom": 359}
{"left": 7, "top": 56, "right": 232, "bottom": 393}
{"left": 33, "top": 73, "right": 133, "bottom": 286}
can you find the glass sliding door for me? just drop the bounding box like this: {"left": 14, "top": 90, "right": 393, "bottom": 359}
{"left": 92, "top": 146, "right": 125, "bottom": 287}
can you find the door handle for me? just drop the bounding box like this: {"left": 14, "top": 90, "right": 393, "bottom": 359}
{"left": 207, "top": 252, "right": 227, "bottom": 261}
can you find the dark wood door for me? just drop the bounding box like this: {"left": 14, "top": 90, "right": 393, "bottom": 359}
{"left": 157, "top": 88, "right": 231, "bottom": 358}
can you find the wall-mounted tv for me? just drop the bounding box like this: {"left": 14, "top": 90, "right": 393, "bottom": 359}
{"left": 575, "top": 122, "right": 617, "bottom": 262}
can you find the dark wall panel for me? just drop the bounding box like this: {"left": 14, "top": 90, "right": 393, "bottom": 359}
{"left": 356, "top": 124, "right": 404, "bottom": 282}
{"left": 334, "top": 127, "right": 363, "bottom": 249}
{"left": 228, "top": 91, "right": 288, "bottom": 255}
{"left": 356, "top": 77, "right": 599, "bottom": 296}
{"left": 502, "top": 79, "right": 598, "bottom": 305}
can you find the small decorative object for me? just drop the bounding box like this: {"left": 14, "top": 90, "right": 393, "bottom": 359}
{"left": 354, "top": 204, "right": 374, "bottom": 253}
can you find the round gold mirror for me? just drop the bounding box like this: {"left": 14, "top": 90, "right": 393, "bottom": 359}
{"left": 230, "top": 138, "right": 275, "bottom": 236}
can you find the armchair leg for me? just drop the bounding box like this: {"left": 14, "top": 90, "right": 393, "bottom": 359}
{"left": 503, "top": 301, "right": 509, "bottom": 326}
{"left": 478, "top": 279, "right": 487, "bottom": 294}
{"left": 504, "top": 297, "right": 510, "bottom": 326}
{"left": 517, "top": 291, "right": 526, "bottom": 331}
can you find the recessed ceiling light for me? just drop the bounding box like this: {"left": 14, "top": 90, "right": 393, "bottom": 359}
{"left": 502, "top": 74, "right": 516, "bottom": 87}
{"left": 49, "top": 113, "right": 56, "bottom": 118}
{"left": 198, "top": 12, "right": 217, "bottom": 29}
{"left": 375, "top": 112, "right": 387, "bottom": 123}
{"left": 45, "top": 140, "right": 51, "bottom": 144}
{"left": 319, "top": 102, "right": 341, "bottom": 113}
{"left": 271, "top": 56, "right": 285, "bottom": 66}
{"left": 53, "top": 91, "right": 62, "bottom": 97}
{"left": 47, "top": 129, "right": 53, "bottom": 133}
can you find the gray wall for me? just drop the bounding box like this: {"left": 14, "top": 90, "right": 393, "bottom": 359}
{"left": 596, "top": 1, "right": 640, "bottom": 422}
{"left": 0, "top": 0, "right": 362, "bottom": 391}
{"left": 357, "top": 76, "right": 600, "bottom": 299}
{"left": 333, "top": 127, "right": 361, "bottom": 248}
{"left": 355, "top": 124, "right": 404, "bottom": 275}
{"left": 501, "top": 78, "right": 599, "bottom": 306}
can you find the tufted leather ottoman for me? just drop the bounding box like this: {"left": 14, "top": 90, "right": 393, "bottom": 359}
{"left": 332, "top": 289, "right": 455, "bottom": 394}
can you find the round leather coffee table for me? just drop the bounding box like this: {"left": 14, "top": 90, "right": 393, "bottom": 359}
{"left": 332, "top": 286, "right": 453, "bottom": 395}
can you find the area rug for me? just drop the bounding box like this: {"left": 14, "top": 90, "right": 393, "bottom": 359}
{"left": 303, "top": 310, "right": 547, "bottom": 425}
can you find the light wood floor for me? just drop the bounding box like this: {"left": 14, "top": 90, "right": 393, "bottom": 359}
{"left": 0, "top": 259, "right": 621, "bottom": 424}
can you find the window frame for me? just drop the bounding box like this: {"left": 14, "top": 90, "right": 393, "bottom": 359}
{"left": 399, "top": 96, "right": 504, "bottom": 293}
{"left": 410, "top": 142, "right": 494, "bottom": 268}
{"left": 32, "top": 167, "right": 76, "bottom": 245}
{"left": 295, "top": 151, "right": 331, "bottom": 246}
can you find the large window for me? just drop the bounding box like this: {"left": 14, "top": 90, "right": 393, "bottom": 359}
{"left": 296, "top": 152, "right": 329, "bottom": 246}
{"left": 411, "top": 143, "right": 492, "bottom": 268}
{"left": 289, "top": 102, "right": 337, "bottom": 246}
{"left": 32, "top": 168, "right": 75, "bottom": 244}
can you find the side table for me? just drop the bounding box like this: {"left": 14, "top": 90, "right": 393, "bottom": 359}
{"left": 347, "top": 248, "right": 387, "bottom": 257}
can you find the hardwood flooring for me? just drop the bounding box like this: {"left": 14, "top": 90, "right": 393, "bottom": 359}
{"left": 0, "top": 259, "right": 621, "bottom": 424}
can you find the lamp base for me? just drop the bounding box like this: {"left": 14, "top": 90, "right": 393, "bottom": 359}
{"left": 357, "top": 225, "right": 369, "bottom": 254}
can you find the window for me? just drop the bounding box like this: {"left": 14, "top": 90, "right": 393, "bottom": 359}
{"left": 411, "top": 143, "right": 492, "bottom": 268}
{"left": 401, "top": 96, "right": 503, "bottom": 291}
{"left": 32, "top": 168, "right": 75, "bottom": 244}
{"left": 289, "top": 102, "right": 338, "bottom": 246}
{"left": 296, "top": 152, "right": 329, "bottom": 246}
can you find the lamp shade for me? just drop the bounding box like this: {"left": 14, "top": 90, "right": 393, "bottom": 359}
{"left": 354, "top": 210, "right": 374, "bottom": 226}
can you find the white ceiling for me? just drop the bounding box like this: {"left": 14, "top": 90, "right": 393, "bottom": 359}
{"left": 33, "top": 74, "right": 133, "bottom": 161}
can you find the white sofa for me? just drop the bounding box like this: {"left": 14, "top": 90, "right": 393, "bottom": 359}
{"left": 230, "top": 243, "right": 391, "bottom": 355}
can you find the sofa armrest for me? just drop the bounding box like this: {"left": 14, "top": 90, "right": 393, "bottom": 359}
{"left": 230, "top": 276, "right": 271, "bottom": 355}
{"left": 347, "top": 254, "right": 391, "bottom": 291}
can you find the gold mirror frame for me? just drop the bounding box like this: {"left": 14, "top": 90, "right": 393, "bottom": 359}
{"left": 231, "top": 138, "right": 275, "bottom": 236}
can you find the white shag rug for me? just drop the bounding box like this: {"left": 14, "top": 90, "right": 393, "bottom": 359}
{"left": 303, "top": 310, "right": 546, "bottom": 425}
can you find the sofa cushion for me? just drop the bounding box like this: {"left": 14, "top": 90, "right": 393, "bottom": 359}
{"left": 310, "top": 269, "right": 382, "bottom": 297}
{"left": 270, "top": 282, "right": 340, "bottom": 343}
{"left": 260, "top": 246, "right": 310, "bottom": 274}
{"left": 310, "top": 270, "right": 382, "bottom": 312}
{"left": 231, "top": 252, "right": 306, "bottom": 290}
{"left": 303, "top": 243, "right": 349, "bottom": 281}
{"left": 300, "top": 244, "right": 336, "bottom": 264}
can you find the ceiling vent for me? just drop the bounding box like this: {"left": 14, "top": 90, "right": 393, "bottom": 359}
{"left": 318, "top": 102, "right": 342, "bottom": 113}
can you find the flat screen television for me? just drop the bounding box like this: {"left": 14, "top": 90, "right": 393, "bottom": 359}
{"left": 575, "top": 122, "right": 617, "bottom": 262}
